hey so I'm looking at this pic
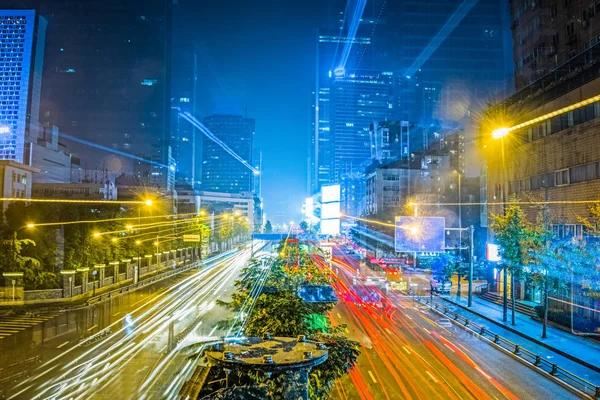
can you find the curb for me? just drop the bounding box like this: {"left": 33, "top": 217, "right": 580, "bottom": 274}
{"left": 438, "top": 295, "right": 600, "bottom": 374}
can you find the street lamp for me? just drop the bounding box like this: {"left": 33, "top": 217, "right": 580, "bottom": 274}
{"left": 492, "top": 127, "right": 510, "bottom": 323}
{"left": 491, "top": 127, "right": 509, "bottom": 139}
{"left": 135, "top": 240, "right": 141, "bottom": 284}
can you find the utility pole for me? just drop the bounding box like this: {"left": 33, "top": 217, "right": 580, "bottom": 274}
{"left": 468, "top": 225, "right": 474, "bottom": 307}
{"left": 542, "top": 187, "right": 549, "bottom": 338}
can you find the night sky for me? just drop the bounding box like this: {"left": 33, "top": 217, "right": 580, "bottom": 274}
{"left": 180, "top": 0, "right": 329, "bottom": 224}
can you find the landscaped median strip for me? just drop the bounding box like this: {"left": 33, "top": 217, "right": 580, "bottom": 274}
{"left": 413, "top": 296, "right": 600, "bottom": 400}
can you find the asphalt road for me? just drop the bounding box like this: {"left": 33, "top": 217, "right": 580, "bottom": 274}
{"left": 321, "top": 247, "right": 580, "bottom": 400}
{"left": 1, "top": 244, "right": 262, "bottom": 400}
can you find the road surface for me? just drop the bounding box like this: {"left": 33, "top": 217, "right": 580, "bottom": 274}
{"left": 1, "top": 244, "right": 263, "bottom": 399}
{"left": 318, "top": 247, "right": 580, "bottom": 400}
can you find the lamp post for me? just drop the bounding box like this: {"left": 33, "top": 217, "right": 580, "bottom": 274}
{"left": 199, "top": 210, "right": 206, "bottom": 261}
{"left": 136, "top": 240, "right": 141, "bottom": 284}
{"left": 492, "top": 127, "right": 510, "bottom": 323}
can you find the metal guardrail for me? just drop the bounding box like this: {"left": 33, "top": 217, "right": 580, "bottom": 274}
{"left": 86, "top": 261, "right": 199, "bottom": 305}
{"left": 413, "top": 296, "right": 600, "bottom": 399}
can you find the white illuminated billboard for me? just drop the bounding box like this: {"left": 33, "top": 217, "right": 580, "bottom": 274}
{"left": 321, "top": 184, "right": 341, "bottom": 203}
{"left": 321, "top": 219, "right": 340, "bottom": 235}
{"left": 486, "top": 243, "right": 501, "bottom": 262}
{"left": 395, "top": 216, "right": 445, "bottom": 252}
{"left": 321, "top": 202, "right": 340, "bottom": 220}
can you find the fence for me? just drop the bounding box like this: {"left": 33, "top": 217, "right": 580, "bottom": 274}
{"left": 413, "top": 296, "right": 600, "bottom": 399}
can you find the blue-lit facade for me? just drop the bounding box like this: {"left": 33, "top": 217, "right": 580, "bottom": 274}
{"left": 0, "top": 10, "right": 46, "bottom": 163}
{"left": 201, "top": 114, "right": 254, "bottom": 194}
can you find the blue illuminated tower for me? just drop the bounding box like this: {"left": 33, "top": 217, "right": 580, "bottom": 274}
{"left": 0, "top": 10, "right": 46, "bottom": 163}
{"left": 201, "top": 114, "right": 254, "bottom": 194}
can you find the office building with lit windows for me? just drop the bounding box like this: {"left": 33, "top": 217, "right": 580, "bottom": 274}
{"left": 11, "top": 0, "right": 173, "bottom": 184}
{"left": 0, "top": 9, "right": 46, "bottom": 163}
{"left": 201, "top": 114, "right": 254, "bottom": 194}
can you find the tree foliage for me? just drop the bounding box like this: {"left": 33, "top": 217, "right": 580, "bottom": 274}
{"left": 218, "top": 239, "right": 360, "bottom": 399}
{"left": 490, "top": 202, "right": 546, "bottom": 276}
{"left": 265, "top": 220, "right": 273, "bottom": 234}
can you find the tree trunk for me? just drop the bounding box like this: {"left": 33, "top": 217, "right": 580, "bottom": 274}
{"left": 502, "top": 266, "right": 508, "bottom": 322}
{"left": 511, "top": 272, "right": 516, "bottom": 326}
{"left": 456, "top": 272, "right": 461, "bottom": 299}
{"left": 542, "top": 282, "right": 549, "bottom": 338}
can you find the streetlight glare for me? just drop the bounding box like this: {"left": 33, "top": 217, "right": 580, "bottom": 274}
{"left": 111, "top": 238, "right": 117, "bottom": 242}
{"left": 93, "top": 232, "right": 101, "bottom": 238}
{"left": 126, "top": 225, "right": 133, "bottom": 230}
{"left": 26, "top": 223, "right": 35, "bottom": 228}
{"left": 200, "top": 210, "right": 206, "bottom": 216}
{"left": 136, "top": 240, "right": 141, "bottom": 245}
{"left": 491, "top": 127, "right": 509, "bottom": 139}
{"left": 145, "top": 199, "right": 153, "bottom": 206}
{"left": 153, "top": 241, "right": 159, "bottom": 246}
{"left": 409, "top": 226, "right": 419, "bottom": 235}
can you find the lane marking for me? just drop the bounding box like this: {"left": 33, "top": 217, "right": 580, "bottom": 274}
{"left": 337, "top": 313, "right": 342, "bottom": 319}
{"left": 368, "top": 370, "right": 378, "bottom": 384}
{"left": 87, "top": 325, "right": 98, "bottom": 332}
{"left": 421, "top": 327, "right": 430, "bottom": 334}
{"left": 425, "top": 371, "right": 439, "bottom": 383}
{"left": 402, "top": 346, "right": 411, "bottom": 355}
{"left": 384, "top": 328, "right": 392, "bottom": 335}
{"left": 345, "top": 327, "right": 349, "bottom": 334}
{"left": 112, "top": 312, "right": 122, "bottom": 317}
{"left": 405, "top": 315, "right": 413, "bottom": 320}
{"left": 56, "top": 341, "right": 69, "bottom": 349}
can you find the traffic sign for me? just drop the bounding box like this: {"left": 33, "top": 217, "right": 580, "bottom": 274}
{"left": 183, "top": 234, "right": 200, "bottom": 242}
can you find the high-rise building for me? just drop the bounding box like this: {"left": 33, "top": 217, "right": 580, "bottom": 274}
{"left": 385, "top": 0, "right": 512, "bottom": 97}
{"left": 201, "top": 114, "right": 254, "bottom": 194}
{"left": 0, "top": 9, "right": 46, "bottom": 163}
{"left": 252, "top": 148, "right": 262, "bottom": 198}
{"left": 330, "top": 70, "right": 394, "bottom": 215}
{"left": 28, "top": 0, "right": 172, "bottom": 184}
{"left": 510, "top": 0, "right": 600, "bottom": 90}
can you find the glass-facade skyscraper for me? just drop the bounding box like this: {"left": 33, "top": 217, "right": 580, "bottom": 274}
{"left": 201, "top": 114, "right": 254, "bottom": 194}
{"left": 0, "top": 9, "right": 46, "bottom": 163}
{"left": 29, "top": 0, "right": 172, "bottom": 183}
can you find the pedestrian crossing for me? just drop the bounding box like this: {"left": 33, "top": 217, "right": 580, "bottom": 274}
{"left": 0, "top": 315, "right": 57, "bottom": 340}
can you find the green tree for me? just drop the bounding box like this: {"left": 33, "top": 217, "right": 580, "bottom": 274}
{"left": 265, "top": 220, "right": 273, "bottom": 234}
{"left": 490, "top": 202, "right": 545, "bottom": 325}
{"left": 218, "top": 240, "right": 360, "bottom": 399}
{"left": 299, "top": 220, "right": 309, "bottom": 233}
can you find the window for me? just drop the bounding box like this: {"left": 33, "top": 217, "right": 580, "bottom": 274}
{"left": 570, "top": 164, "right": 587, "bottom": 183}
{"left": 555, "top": 169, "right": 569, "bottom": 185}
{"left": 566, "top": 21, "right": 575, "bottom": 37}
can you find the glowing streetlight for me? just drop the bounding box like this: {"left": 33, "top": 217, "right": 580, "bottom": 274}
{"left": 153, "top": 241, "right": 159, "bottom": 246}
{"left": 408, "top": 226, "right": 419, "bottom": 235}
{"left": 126, "top": 225, "right": 133, "bottom": 230}
{"left": 491, "top": 127, "right": 509, "bottom": 139}
{"left": 26, "top": 223, "right": 35, "bottom": 229}
{"left": 111, "top": 238, "right": 117, "bottom": 243}
{"left": 93, "top": 232, "right": 101, "bottom": 238}
{"left": 145, "top": 199, "right": 153, "bottom": 206}
{"left": 200, "top": 210, "right": 206, "bottom": 216}
{"left": 136, "top": 240, "right": 141, "bottom": 245}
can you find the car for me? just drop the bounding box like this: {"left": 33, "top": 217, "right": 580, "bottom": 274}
{"left": 437, "top": 318, "right": 452, "bottom": 328}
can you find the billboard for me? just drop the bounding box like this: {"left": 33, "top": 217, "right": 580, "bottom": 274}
{"left": 486, "top": 243, "right": 501, "bottom": 262}
{"left": 321, "top": 219, "right": 340, "bottom": 236}
{"left": 321, "top": 184, "right": 341, "bottom": 203}
{"left": 321, "top": 202, "right": 340, "bottom": 220}
{"left": 395, "top": 216, "right": 445, "bottom": 252}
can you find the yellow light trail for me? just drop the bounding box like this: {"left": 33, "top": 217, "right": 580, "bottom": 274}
{"left": 29, "top": 212, "right": 200, "bottom": 228}
{"left": 0, "top": 197, "right": 148, "bottom": 204}
{"left": 342, "top": 215, "right": 395, "bottom": 228}
{"left": 507, "top": 94, "right": 600, "bottom": 133}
